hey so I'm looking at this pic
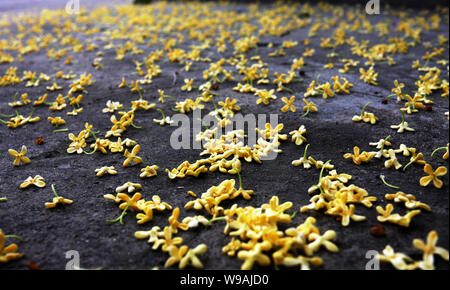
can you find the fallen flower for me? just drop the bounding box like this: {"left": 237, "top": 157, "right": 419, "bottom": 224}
{"left": 45, "top": 184, "right": 73, "bottom": 208}
{"left": 8, "top": 145, "right": 31, "bottom": 166}
{"left": 20, "top": 175, "right": 46, "bottom": 189}
{"left": 95, "top": 166, "right": 118, "bottom": 177}
{"left": 413, "top": 231, "right": 449, "bottom": 270}
{"left": 0, "top": 229, "right": 23, "bottom": 263}
{"left": 419, "top": 163, "right": 447, "bottom": 189}
{"left": 376, "top": 204, "right": 420, "bottom": 227}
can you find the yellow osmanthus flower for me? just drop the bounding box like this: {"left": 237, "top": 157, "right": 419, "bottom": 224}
{"left": 359, "top": 67, "right": 378, "bottom": 85}
{"left": 33, "top": 94, "right": 48, "bottom": 106}
{"left": 419, "top": 164, "right": 447, "bottom": 189}
{"left": 218, "top": 97, "right": 240, "bottom": 112}
{"left": 0, "top": 229, "right": 23, "bottom": 263}
{"left": 140, "top": 165, "right": 159, "bottom": 178}
{"left": 237, "top": 241, "right": 272, "bottom": 270}
{"left": 376, "top": 245, "right": 418, "bottom": 270}
{"left": 302, "top": 99, "right": 317, "bottom": 116}
{"left": 168, "top": 207, "right": 189, "bottom": 234}
{"left": 95, "top": 166, "right": 118, "bottom": 177}
{"left": 67, "top": 131, "right": 87, "bottom": 154}
{"left": 384, "top": 149, "right": 402, "bottom": 170}
{"left": 116, "top": 182, "right": 142, "bottom": 194}
{"left": 102, "top": 100, "right": 123, "bottom": 113}
{"left": 166, "top": 160, "right": 208, "bottom": 179}
{"left": 281, "top": 96, "right": 296, "bottom": 113}
{"left": 45, "top": 196, "right": 73, "bottom": 208}
{"left": 289, "top": 125, "right": 307, "bottom": 146}
{"left": 181, "top": 78, "right": 194, "bottom": 91}
{"left": 392, "top": 80, "right": 405, "bottom": 101}
{"left": 385, "top": 192, "right": 431, "bottom": 211}
{"left": 255, "top": 89, "right": 277, "bottom": 105}
{"left": 413, "top": 231, "right": 449, "bottom": 270}
{"left": 8, "top": 145, "right": 31, "bottom": 166}
{"left": 20, "top": 175, "right": 46, "bottom": 189}
{"left": 343, "top": 146, "right": 376, "bottom": 165}
{"left": 118, "top": 77, "right": 127, "bottom": 88}
{"left": 179, "top": 244, "right": 208, "bottom": 269}
{"left": 376, "top": 204, "right": 421, "bottom": 227}
{"left": 48, "top": 116, "right": 66, "bottom": 126}
{"left": 256, "top": 123, "right": 287, "bottom": 140}
{"left": 123, "top": 145, "right": 144, "bottom": 167}
{"left": 316, "top": 82, "right": 334, "bottom": 99}
{"left": 182, "top": 215, "right": 209, "bottom": 229}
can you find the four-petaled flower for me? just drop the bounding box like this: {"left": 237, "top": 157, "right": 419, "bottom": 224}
{"left": 343, "top": 146, "right": 375, "bottom": 165}
{"left": 140, "top": 165, "right": 159, "bottom": 178}
{"left": 95, "top": 166, "right": 118, "bottom": 177}
{"left": 413, "top": 231, "right": 449, "bottom": 270}
{"left": 0, "top": 229, "right": 23, "bottom": 263}
{"left": 281, "top": 96, "right": 296, "bottom": 113}
{"left": 8, "top": 145, "right": 31, "bottom": 166}
{"left": 419, "top": 164, "right": 447, "bottom": 189}
{"left": 20, "top": 175, "right": 46, "bottom": 189}
{"left": 123, "top": 145, "right": 143, "bottom": 167}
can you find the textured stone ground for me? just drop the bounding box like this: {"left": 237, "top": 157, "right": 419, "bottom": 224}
{"left": 0, "top": 1, "right": 448, "bottom": 270}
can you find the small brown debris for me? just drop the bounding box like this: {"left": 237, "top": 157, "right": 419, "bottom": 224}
{"left": 27, "top": 261, "right": 40, "bottom": 270}
{"left": 35, "top": 137, "right": 44, "bottom": 145}
{"left": 425, "top": 104, "right": 433, "bottom": 111}
{"left": 381, "top": 99, "right": 388, "bottom": 104}
{"left": 211, "top": 84, "right": 219, "bottom": 90}
{"left": 370, "top": 225, "right": 386, "bottom": 237}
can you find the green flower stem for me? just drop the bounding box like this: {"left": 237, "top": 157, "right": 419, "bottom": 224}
{"left": 303, "top": 144, "right": 310, "bottom": 160}
{"left": 27, "top": 107, "right": 35, "bottom": 118}
{"left": 88, "top": 130, "right": 98, "bottom": 140}
{"left": 379, "top": 135, "right": 391, "bottom": 153}
{"left": 107, "top": 204, "right": 130, "bottom": 225}
{"left": 431, "top": 146, "right": 447, "bottom": 157}
{"left": 401, "top": 110, "right": 406, "bottom": 125}
{"left": 360, "top": 102, "right": 372, "bottom": 118}
{"left": 237, "top": 171, "right": 243, "bottom": 190}
{"left": 210, "top": 97, "right": 219, "bottom": 111}
{"left": 51, "top": 184, "right": 60, "bottom": 198}
{"left": 385, "top": 93, "right": 396, "bottom": 99}
{"left": 290, "top": 211, "right": 297, "bottom": 219}
{"left": 0, "top": 113, "right": 14, "bottom": 118}
{"left": 283, "top": 86, "right": 294, "bottom": 94}
{"left": 197, "top": 118, "right": 209, "bottom": 130}
{"left": 0, "top": 119, "right": 8, "bottom": 124}
{"left": 134, "top": 156, "right": 148, "bottom": 167}
{"left": 380, "top": 174, "right": 400, "bottom": 189}
{"left": 319, "top": 160, "right": 331, "bottom": 184}
{"left": 12, "top": 92, "right": 18, "bottom": 102}
{"left": 83, "top": 148, "right": 97, "bottom": 155}
{"left": 318, "top": 160, "right": 331, "bottom": 194}
{"left": 402, "top": 158, "right": 416, "bottom": 171}
{"left": 206, "top": 216, "right": 227, "bottom": 227}
{"left": 54, "top": 128, "right": 69, "bottom": 133}
{"left": 4, "top": 235, "right": 23, "bottom": 242}
{"left": 315, "top": 74, "right": 321, "bottom": 84}
{"left": 0, "top": 197, "right": 7, "bottom": 202}
{"left": 137, "top": 88, "right": 144, "bottom": 100}
{"left": 131, "top": 122, "right": 143, "bottom": 129}
{"left": 157, "top": 108, "right": 166, "bottom": 119}
{"left": 301, "top": 107, "right": 311, "bottom": 117}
